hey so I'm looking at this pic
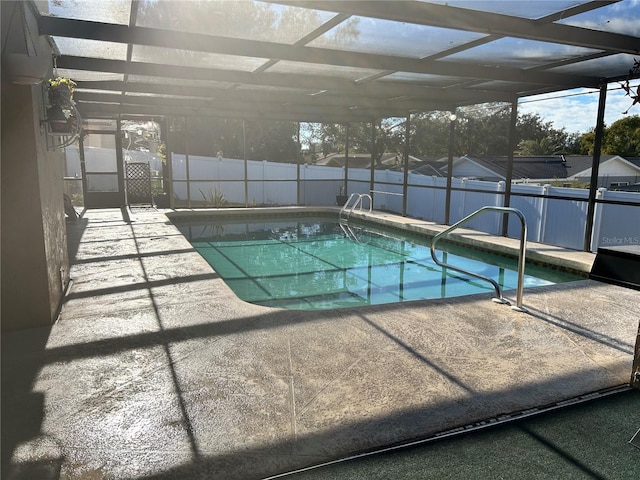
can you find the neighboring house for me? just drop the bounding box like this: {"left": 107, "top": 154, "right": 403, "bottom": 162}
{"left": 410, "top": 155, "right": 640, "bottom": 189}
{"left": 568, "top": 155, "right": 640, "bottom": 188}
{"left": 314, "top": 152, "right": 419, "bottom": 169}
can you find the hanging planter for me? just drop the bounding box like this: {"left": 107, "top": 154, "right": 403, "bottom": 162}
{"left": 43, "top": 75, "right": 83, "bottom": 144}
{"left": 46, "top": 104, "right": 70, "bottom": 132}
{"left": 45, "top": 76, "right": 79, "bottom": 134}
{"left": 47, "top": 76, "right": 76, "bottom": 109}
{"left": 47, "top": 111, "right": 76, "bottom": 133}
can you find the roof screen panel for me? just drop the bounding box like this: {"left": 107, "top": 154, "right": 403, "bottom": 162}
{"left": 74, "top": 89, "right": 123, "bottom": 95}
{"left": 52, "top": 37, "right": 128, "bottom": 61}
{"left": 123, "top": 92, "right": 210, "bottom": 101}
{"left": 135, "top": 0, "right": 335, "bottom": 44}
{"left": 36, "top": 0, "right": 132, "bottom": 24}
{"left": 55, "top": 69, "right": 125, "bottom": 82}
{"left": 556, "top": 1, "right": 640, "bottom": 35}
{"left": 548, "top": 53, "right": 640, "bottom": 78}
{"left": 131, "top": 45, "right": 266, "bottom": 71}
{"left": 235, "top": 84, "right": 316, "bottom": 95}
{"left": 377, "top": 72, "right": 469, "bottom": 87}
{"left": 126, "top": 75, "right": 235, "bottom": 89}
{"left": 469, "top": 80, "right": 546, "bottom": 93}
{"left": 308, "top": 16, "right": 486, "bottom": 57}
{"left": 442, "top": 38, "right": 601, "bottom": 68}
{"left": 266, "top": 61, "right": 383, "bottom": 80}
{"left": 417, "top": 1, "right": 593, "bottom": 20}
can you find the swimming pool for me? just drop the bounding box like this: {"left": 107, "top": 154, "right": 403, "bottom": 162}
{"left": 175, "top": 216, "right": 583, "bottom": 310}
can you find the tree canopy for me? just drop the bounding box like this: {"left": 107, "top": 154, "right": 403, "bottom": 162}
{"left": 577, "top": 115, "right": 640, "bottom": 156}
{"left": 302, "top": 105, "right": 579, "bottom": 160}
{"left": 166, "top": 110, "right": 639, "bottom": 162}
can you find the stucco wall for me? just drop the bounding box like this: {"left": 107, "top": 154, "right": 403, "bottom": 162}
{"left": 1, "top": 81, "right": 70, "bottom": 330}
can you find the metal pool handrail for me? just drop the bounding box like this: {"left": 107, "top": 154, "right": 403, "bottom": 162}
{"left": 430, "top": 206, "right": 528, "bottom": 311}
{"left": 340, "top": 193, "right": 372, "bottom": 220}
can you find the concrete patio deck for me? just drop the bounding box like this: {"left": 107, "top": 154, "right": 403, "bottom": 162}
{"left": 2, "top": 207, "right": 638, "bottom": 479}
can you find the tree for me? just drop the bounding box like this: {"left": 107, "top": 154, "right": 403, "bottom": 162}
{"left": 602, "top": 115, "right": 640, "bottom": 156}
{"left": 455, "top": 107, "right": 511, "bottom": 156}
{"left": 304, "top": 108, "right": 579, "bottom": 160}
{"left": 399, "top": 107, "right": 572, "bottom": 158}
{"left": 403, "top": 111, "right": 452, "bottom": 159}
{"left": 244, "top": 120, "right": 298, "bottom": 162}
{"left": 575, "top": 115, "right": 640, "bottom": 156}
{"left": 516, "top": 137, "right": 564, "bottom": 156}
{"left": 309, "top": 119, "right": 400, "bottom": 163}
{"left": 121, "top": 120, "right": 161, "bottom": 153}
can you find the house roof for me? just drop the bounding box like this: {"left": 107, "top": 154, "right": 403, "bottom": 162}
{"left": 564, "top": 155, "right": 617, "bottom": 176}
{"left": 471, "top": 155, "right": 573, "bottom": 180}
{"left": 410, "top": 160, "right": 447, "bottom": 177}
{"left": 315, "top": 152, "right": 400, "bottom": 168}
{"left": 413, "top": 154, "right": 640, "bottom": 180}
{"left": 18, "top": 0, "right": 640, "bottom": 123}
{"left": 568, "top": 155, "right": 640, "bottom": 177}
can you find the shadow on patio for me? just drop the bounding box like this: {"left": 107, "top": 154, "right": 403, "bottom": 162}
{"left": 2, "top": 208, "right": 638, "bottom": 479}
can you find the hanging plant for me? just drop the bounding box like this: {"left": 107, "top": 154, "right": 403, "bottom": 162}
{"left": 620, "top": 58, "right": 640, "bottom": 114}
{"left": 46, "top": 76, "right": 78, "bottom": 133}
{"left": 47, "top": 76, "right": 76, "bottom": 108}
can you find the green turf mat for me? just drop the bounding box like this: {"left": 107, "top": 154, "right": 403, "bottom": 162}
{"left": 281, "top": 389, "right": 640, "bottom": 480}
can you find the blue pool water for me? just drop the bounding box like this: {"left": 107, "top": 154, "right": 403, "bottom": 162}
{"left": 177, "top": 217, "right": 582, "bottom": 310}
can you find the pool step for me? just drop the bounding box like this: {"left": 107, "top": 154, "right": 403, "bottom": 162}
{"left": 590, "top": 245, "right": 640, "bottom": 290}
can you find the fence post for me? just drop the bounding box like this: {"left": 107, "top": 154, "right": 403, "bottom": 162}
{"left": 370, "top": 121, "right": 376, "bottom": 205}
{"left": 459, "top": 177, "right": 468, "bottom": 222}
{"left": 496, "top": 181, "right": 506, "bottom": 234}
{"left": 296, "top": 122, "right": 301, "bottom": 206}
{"left": 402, "top": 113, "right": 410, "bottom": 216}
{"left": 344, "top": 123, "right": 350, "bottom": 199}
{"left": 243, "top": 119, "right": 248, "bottom": 207}
{"left": 431, "top": 175, "right": 438, "bottom": 222}
{"left": 185, "top": 117, "right": 191, "bottom": 208}
{"left": 263, "top": 160, "right": 267, "bottom": 206}
{"left": 496, "top": 181, "right": 506, "bottom": 207}
{"left": 217, "top": 155, "right": 222, "bottom": 200}
{"left": 539, "top": 184, "right": 550, "bottom": 244}
{"left": 590, "top": 187, "right": 607, "bottom": 252}
{"left": 444, "top": 115, "right": 456, "bottom": 224}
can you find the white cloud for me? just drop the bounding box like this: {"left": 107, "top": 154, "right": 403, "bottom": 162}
{"left": 518, "top": 82, "right": 640, "bottom": 134}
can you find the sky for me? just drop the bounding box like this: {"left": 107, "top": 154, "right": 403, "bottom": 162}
{"left": 518, "top": 82, "right": 640, "bottom": 135}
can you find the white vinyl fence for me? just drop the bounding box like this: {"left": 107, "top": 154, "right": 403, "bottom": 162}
{"left": 169, "top": 154, "right": 638, "bottom": 252}
{"left": 65, "top": 148, "right": 639, "bottom": 252}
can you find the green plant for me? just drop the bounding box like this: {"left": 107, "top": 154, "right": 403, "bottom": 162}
{"left": 48, "top": 76, "right": 76, "bottom": 106}
{"left": 156, "top": 141, "right": 166, "bottom": 158}
{"left": 48, "top": 76, "right": 76, "bottom": 90}
{"left": 199, "top": 188, "right": 227, "bottom": 207}
{"left": 70, "top": 192, "right": 84, "bottom": 206}
{"left": 46, "top": 76, "right": 79, "bottom": 133}
{"left": 150, "top": 179, "right": 165, "bottom": 197}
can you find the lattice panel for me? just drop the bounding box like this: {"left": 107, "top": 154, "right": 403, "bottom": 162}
{"left": 125, "top": 162, "right": 152, "bottom": 205}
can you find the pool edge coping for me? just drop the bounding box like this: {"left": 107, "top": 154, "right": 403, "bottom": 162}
{"left": 165, "top": 206, "right": 595, "bottom": 275}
